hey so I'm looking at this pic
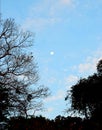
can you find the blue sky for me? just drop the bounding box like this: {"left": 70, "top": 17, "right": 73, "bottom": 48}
{"left": 1, "top": 0, "right": 102, "bottom": 119}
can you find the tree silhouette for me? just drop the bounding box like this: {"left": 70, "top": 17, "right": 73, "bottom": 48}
{"left": 65, "top": 59, "right": 102, "bottom": 121}
{"left": 97, "top": 59, "right": 102, "bottom": 75}
{"left": 0, "top": 18, "right": 49, "bottom": 121}
{"left": 0, "top": 85, "right": 9, "bottom": 122}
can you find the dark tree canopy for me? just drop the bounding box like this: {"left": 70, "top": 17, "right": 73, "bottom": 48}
{"left": 0, "top": 85, "right": 9, "bottom": 122}
{"left": 97, "top": 59, "right": 102, "bottom": 75}
{"left": 65, "top": 59, "right": 102, "bottom": 120}
{"left": 0, "top": 18, "right": 49, "bottom": 122}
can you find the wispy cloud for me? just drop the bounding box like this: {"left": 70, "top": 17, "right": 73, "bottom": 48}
{"left": 22, "top": 17, "right": 62, "bottom": 31}
{"left": 44, "top": 90, "right": 65, "bottom": 102}
{"left": 34, "top": 107, "right": 54, "bottom": 118}
{"left": 64, "top": 75, "right": 79, "bottom": 90}
{"left": 78, "top": 62, "right": 96, "bottom": 73}
{"left": 22, "top": 0, "right": 75, "bottom": 31}
{"left": 64, "top": 48, "right": 102, "bottom": 90}
{"left": 47, "top": 107, "right": 54, "bottom": 113}
{"left": 65, "top": 75, "right": 79, "bottom": 83}
{"left": 72, "top": 48, "right": 102, "bottom": 75}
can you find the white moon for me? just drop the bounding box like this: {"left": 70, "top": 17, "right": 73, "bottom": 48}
{"left": 50, "top": 51, "right": 54, "bottom": 55}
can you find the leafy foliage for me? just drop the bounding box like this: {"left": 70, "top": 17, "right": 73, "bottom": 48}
{"left": 65, "top": 59, "right": 102, "bottom": 120}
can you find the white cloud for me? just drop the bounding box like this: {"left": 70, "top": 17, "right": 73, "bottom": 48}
{"left": 65, "top": 75, "right": 79, "bottom": 90}
{"left": 44, "top": 90, "right": 65, "bottom": 102}
{"left": 78, "top": 62, "right": 95, "bottom": 73}
{"left": 65, "top": 48, "right": 102, "bottom": 90}
{"left": 40, "top": 107, "right": 55, "bottom": 119}
{"left": 65, "top": 75, "right": 79, "bottom": 84}
{"left": 49, "top": 0, "right": 75, "bottom": 16}
{"left": 22, "top": 17, "right": 60, "bottom": 31}
{"left": 72, "top": 48, "right": 102, "bottom": 75}
{"left": 22, "top": 0, "right": 75, "bottom": 31}
{"left": 34, "top": 107, "right": 54, "bottom": 118}
{"left": 47, "top": 107, "right": 54, "bottom": 113}
{"left": 78, "top": 57, "right": 102, "bottom": 74}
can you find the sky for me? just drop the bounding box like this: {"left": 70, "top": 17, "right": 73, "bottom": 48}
{"left": 1, "top": 0, "right": 102, "bottom": 119}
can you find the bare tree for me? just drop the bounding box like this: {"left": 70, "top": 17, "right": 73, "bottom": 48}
{"left": 0, "top": 18, "right": 49, "bottom": 119}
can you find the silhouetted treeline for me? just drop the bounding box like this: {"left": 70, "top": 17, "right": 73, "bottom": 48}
{"left": 7, "top": 115, "right": 102, "bottom": 130}
{"left": 65, "top": 59, "right": 102, "bottom": 123}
